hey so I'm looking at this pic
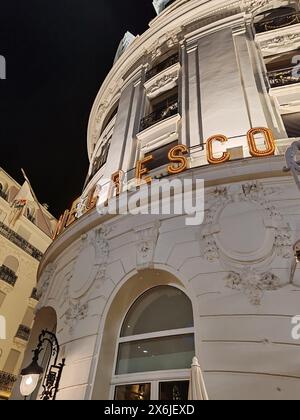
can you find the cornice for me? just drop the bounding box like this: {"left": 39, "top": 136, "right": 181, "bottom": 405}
{"left": 38, "top": 155, "right": 290, "bottom": 279}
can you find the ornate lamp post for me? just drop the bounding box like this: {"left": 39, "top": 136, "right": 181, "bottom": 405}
{"left": 20, "top": 330, "right": 65, "bottom": 400}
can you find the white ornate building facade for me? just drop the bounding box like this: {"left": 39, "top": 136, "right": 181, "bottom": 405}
{"left": 17, "top": 0, "right": 300, "bottom": 400}
{"left": 0, "top": 168, "right": 56, "bottom": 399}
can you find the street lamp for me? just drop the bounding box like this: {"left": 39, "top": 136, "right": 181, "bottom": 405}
{"left": 20, "top": 329, "right": 65, "bottom": 400}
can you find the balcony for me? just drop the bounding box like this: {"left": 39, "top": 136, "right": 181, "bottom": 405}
{"left": 268, "top": 67, "right": 300, "bottom": 88}
{"left": 0, "top": 221, "right": 43, "bottom": 261}
{"left": 0, "top": 265, "right": 17, "bottom": 287}
{"left": 140, "top": 96, "right": 179, "bottom": 131}
{"left": 0, "top": 371, "right": 17, "bottom": 397}
{"left": 255, "top": 12, "right": 300, "bottom": 34}
{"left": 145, "top": 53, "right": 179, "bottom": 82}
{"left": 15, "top": 324, "right": 31, "bottom": 342}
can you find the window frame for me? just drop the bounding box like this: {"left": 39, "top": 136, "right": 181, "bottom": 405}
{"left": 111, "top": 286, "right": 195, "bottom": 400}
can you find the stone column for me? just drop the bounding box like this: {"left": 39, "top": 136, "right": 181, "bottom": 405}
{"left": 103, "top": 67, "right": 144, "bottom": 179}
{"left": 181, "top": 40, "right": 204, "bottom": 148}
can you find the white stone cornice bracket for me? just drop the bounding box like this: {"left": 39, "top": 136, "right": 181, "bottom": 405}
{"left": 134, "top": 221, "right": 161, "bottom": 271}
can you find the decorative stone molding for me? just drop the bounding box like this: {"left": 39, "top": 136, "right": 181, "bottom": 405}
{"left": 199, "top": 182, "right": 292, "bottom": 265}
{"left": 183, "top": 2, "right": 242, "bottom": 35}
{"left": 145, "top": 63, "right": 180, "bottom": 99}
{"left": 242, "top": 0, "right": 274, "bottom": 14}
{"left": 64, "top": 300, "right": 89, "bottom": 334}
{"left": 225, "top": 268, "right": 282, "bottom": 305}
{"left": 37, "top": 262, "right": 57, "bottom": 302}
{"left": 199, "top": 187, "right": 232, "bottom": 262}
{"left": 60, "top": 226, "right": 111, "bottom": 334}
{"left": 146, "top": 29, "right": 182, "bottom": 62}
{"left": 134, "top": 222, "right": 160, "bottom": 271}
{"left": 94, "top": 227, "right": 111, "bottom": 289}
{"left": 69, "top": 226, "right": 111, "bottom": 299}
{"left": 259, "top": 30, "right": 300, "bottom": 56}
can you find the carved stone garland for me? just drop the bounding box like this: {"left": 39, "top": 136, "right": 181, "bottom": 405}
{"left": 225, "top": 268, "right": 281, "bottom": 305}
{"left": 200, "top": 182, "right": 293, "bottom": 305}
{"left": 63, "top": 226, "right": 111, "bottom": 334}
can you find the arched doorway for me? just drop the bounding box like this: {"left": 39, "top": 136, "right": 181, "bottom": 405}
{"left": 91, "top": 269, "right": 196, "bottom": 401}
{"left": 113, "top": 286, "right": 194, "bottom": 400}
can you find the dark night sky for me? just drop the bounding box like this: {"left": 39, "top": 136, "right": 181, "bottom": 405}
{"left": 0, "top": 1, "right": 155, "bottom": 218}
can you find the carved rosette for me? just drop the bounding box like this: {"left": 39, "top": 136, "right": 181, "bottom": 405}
{"left": 134, "top": 222, "right": 160, "bottom": 271}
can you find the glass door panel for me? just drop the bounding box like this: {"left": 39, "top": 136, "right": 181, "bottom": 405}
{"left": 159, "top": 381, "right": 189, "bottom": 401}
{"left": 114, "top": 383, "right": 151, "bottom": 400}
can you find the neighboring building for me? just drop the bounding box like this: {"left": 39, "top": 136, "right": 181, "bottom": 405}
{"left": 18, "top": 0, "right": 300, "bottom": 400}
{"left": 0, "top": 168, "right": 56, "bottom": 399}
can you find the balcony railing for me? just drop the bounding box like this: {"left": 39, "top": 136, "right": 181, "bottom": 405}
{"left": 255, "top": 12, "right": 300, "bottom": 33}
{"left": 0, "top": 371, "right": 17, "bottom": 395}
{"left": 145, "top": 53, "right": 179, "bottom": 82}
{"left": 0, "top": 190, "right": 7, "bottom": 201}
{"left": 0, "top": 265, "right": 17, "bottom": 287}
{"left": 0, "top": 221, "right": 43, "bottom": 261}
{"left": 30, "top": 287, "right": 39, "bottom": 301}
{"left": 15, "top": 324, "right": 31, "bottom": 342}
{"left": 268, "top": 67, "right": 300, "bottom": 88}
{"left": 140, "top": 96, "right": 179, "bottom": 131}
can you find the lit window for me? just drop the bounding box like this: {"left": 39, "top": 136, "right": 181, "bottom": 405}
{"left": 113, "top": 286, "right": 194, "bottom": 401}
{"left": 115, "top": 286, "right": 194, "bottom": 375}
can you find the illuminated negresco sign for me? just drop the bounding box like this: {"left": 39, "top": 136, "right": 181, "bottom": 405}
{"left": 53, "top": 127, "right": 276, "bottom": 239}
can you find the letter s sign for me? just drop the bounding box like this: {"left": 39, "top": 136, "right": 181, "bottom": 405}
{"left": 292, "top": 316, "right": 300, "bottom": 340}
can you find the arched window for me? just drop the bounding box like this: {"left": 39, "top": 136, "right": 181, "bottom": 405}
{"left": 113, "top": 286, "right": 195, "bottom": 401}
{"left": 3, "top": 256, "right": 19, "bottom": 273}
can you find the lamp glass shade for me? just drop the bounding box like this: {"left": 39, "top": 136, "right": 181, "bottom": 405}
{"left": 20, "top": 374, "right": 40, "bottom": 397}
